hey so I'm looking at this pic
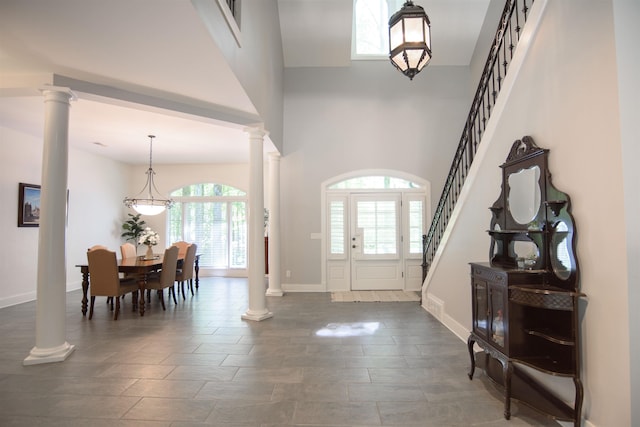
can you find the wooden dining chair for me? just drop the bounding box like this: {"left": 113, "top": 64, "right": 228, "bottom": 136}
{"left": 88, "top": 245, "right": 118, "bottom": 308}
{"left": 87, "top": 247, "right": 139, "bottom": 320}
{"left": 170, "top": 240, "right": 190, "bottom": 301}
{"left": 120, "top": 242, "right": 137, "bottom": 259}
{"left": 117, "top": 242, "right": 142, "bottom": 305}
{"left": 171, "top": 241, "right": 189, "bottom": 259}
{"left": 145, "top": 245, "right": 179, "bottom": 310}
{"left": 175, "top": 243, "right": 197, "bottom": 299}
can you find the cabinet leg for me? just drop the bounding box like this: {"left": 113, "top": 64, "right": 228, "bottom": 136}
{"left": 467, "top": 335, "right": 476, "bottom": 379}
{"left": 574, "top": 377, "right": 584, "bottom": 427}
{"left": 503, "top": 360, "right": 513, "bottom": 420}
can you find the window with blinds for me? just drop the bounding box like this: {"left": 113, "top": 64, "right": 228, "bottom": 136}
{"left": 408, "top": 199, "right": 423, "bottom": 254}
{"left": 329, "top": 199, "right": 346, "bottom": 258}
{"left": 357, "top": 200, "right": 397, "bottom": 255}
{"left": 169, "top": 184, "right": 247, "bottom": 269}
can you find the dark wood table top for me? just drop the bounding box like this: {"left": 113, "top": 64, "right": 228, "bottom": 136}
{"left": 117, "top": 255, "right": 165, "bottom": 272}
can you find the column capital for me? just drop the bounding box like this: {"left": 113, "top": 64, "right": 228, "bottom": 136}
{"left": 268, "top": 152, "right": 281, "bottom": 162}
{"left": 244, "top": 124, "right": 268, "bottom": 139}
{"left": 39, "top": 85, "right": 77, "bottom": 102}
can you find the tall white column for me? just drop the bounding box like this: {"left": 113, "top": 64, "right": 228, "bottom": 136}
{"left": 266, "top": 153, "right": 283, "bottom": 296}
{"left": 241, "top": 126, "right": 273, "bottom": 321}
{"left": 24, "top": 87, "right": 76, "bottom": 365}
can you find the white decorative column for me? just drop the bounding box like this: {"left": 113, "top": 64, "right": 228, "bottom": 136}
{"left": 24, "top": 87, "right": 76, "bottom": 365}
{"left": 241, "top": 126, "right": 273, "bottom": 321}
{"left": 266, "top": 152, "right": 283, "bottom": 296}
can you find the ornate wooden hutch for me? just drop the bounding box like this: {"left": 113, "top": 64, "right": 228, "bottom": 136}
{"left": 467, "top": 136, "right": 585, "bottom": 426}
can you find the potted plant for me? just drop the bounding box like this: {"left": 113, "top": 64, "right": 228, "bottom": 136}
{"left": 121, "top": 213, "right": 146, "bottom": 244}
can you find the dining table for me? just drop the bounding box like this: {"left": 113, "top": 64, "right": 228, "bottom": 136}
{"left": 76, "top": 253, "right": 200, "bottom": 317}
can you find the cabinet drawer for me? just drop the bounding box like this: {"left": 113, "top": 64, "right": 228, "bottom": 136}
{"left": 510, "top": 286, "right": 575, "bottom": 311}
{"left": 472, "top": 265, "right": 506, "bottom": 283}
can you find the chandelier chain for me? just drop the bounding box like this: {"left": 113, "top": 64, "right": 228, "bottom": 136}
{"left": 148, "top": 135, "right": 154, "bottom": 171}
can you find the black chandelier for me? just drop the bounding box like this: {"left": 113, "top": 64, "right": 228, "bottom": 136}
{"left": 388, "top": 0, "right": 432, "bottom": 80}
{"left": 123, "top": 135, "right": 174, "bottom": 216}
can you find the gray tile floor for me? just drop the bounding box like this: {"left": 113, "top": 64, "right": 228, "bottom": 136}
{"left": 0, "top": 277, "right": 560, "bottom": 426}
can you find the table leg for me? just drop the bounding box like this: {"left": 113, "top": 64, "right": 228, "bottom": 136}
{"left": 138, "top": 275, "right": 147, "bottom": 316}
{"left": 195, "top": 256, "right": 200, "bottom": 289}
{"left": 80, "top": 266, "right": 89, "bottom": 316}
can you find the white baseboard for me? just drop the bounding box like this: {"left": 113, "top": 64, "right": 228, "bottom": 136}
{"left": 441, "top": 311, "right": 470, "bottom": 343}
{"left": 282, "top": 283, "right": 325, "bottom": 292}
{"left": 198, "top": 268, "right": 247, "bottom": 277}
{"left": 0, "top": 282, "right": 83, "bottom": 310}
{"left": 424, "top": 294, "right": 443, "bottom": 321}
{"left": 0, "top": 291, "right": 37, "bottom": 309}
{"left": 422, "top": 294, "right": 470, "bottom": 343}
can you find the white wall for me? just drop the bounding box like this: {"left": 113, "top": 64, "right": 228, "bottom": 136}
{"left": 0, "top": 125, "right": 131, "bottom": 307}
{"left": 0, "top": 126, "right": 44, "bottom": 306}
{"left": 426, "top": 1, "right": 630, "bottom": 426}
{"left": 281, "top": 61, "right": 471, "bottom": 287}
{"left": 194, "top": 0, "right": 285, "bottom": 150}
{"left": 613, "top": 1, "right": 640, "bottom": 425}
{"left": 67, "top": 148, "right": 133, "bottom": 285}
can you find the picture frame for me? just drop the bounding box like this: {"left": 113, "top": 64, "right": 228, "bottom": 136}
{"left": 18, "top": 183, "right": 41, "bottom": 227}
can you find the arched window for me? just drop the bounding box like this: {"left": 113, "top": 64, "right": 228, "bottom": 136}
{"left": 168, "top": 183, "right": 247, "bottom": 271}
{"left": 328, "top": 175, "right": 420, "bottom": 190}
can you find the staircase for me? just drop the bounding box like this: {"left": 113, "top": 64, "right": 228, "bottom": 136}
{"left": 422, "top": 0, "right": 537, "bottom": 286}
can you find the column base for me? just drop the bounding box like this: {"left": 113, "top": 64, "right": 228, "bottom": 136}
{"left": 241, "top": 309, "right": 273, "bottom": 322}
{"left": 23, "top": 341, "right": 75, "bottom": 366}
{"left": 266, "top": 289, "right": 284, "bottom": 297}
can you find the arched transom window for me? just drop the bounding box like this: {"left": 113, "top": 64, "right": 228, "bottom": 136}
{"left": 328, "top": 175, "right": 421, "bottom": 190}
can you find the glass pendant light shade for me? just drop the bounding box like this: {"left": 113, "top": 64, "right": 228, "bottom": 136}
{"left": 126, "top": 192, "right": 172, "bottom": 216}
{"left": 131, "top": 204, "right": 167, "bottom": 216}
{"left": 123, "top": 135, "right": 174, "bottom": 216}
{"left": 389, "top": 0, "right": 432, "bottom": 80}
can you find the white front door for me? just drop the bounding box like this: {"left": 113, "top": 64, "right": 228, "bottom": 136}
{"left": 350, "top": 193, "right": 404, "bottom": 290}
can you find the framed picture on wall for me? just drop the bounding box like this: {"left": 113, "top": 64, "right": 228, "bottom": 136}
{"left": 18, "top": 183, "right": 41, "bottom": 227}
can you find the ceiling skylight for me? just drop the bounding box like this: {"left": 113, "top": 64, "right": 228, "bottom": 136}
{"left": 352, "top": 0, "right": 405, "bottom": 59}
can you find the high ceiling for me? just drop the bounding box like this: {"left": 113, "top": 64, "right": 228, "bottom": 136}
{"left": 0, "top": 0, "right": 490, "bottom": 165}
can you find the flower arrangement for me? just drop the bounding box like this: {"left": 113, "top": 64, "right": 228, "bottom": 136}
{"left": 138, "top": 227, "right": 159, "bottom": 247}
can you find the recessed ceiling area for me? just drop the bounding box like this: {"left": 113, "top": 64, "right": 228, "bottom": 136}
{"left": 0, "top": 95, "right": 253, "bottom": 165}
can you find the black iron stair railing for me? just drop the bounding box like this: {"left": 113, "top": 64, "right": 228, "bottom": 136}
{"left": 422, "top": 0, "right": 535, "bottom": 283}
{"left": 226, "top": 0, "right": 236, "bottom": 17}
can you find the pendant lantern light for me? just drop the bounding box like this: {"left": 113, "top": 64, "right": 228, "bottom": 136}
{"left": 389, "top": 0, "right": 432, "bottom": 80}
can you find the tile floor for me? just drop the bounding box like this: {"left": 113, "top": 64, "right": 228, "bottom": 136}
{"left": 0, "top": 277, "right": 560, "bottom": 426}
